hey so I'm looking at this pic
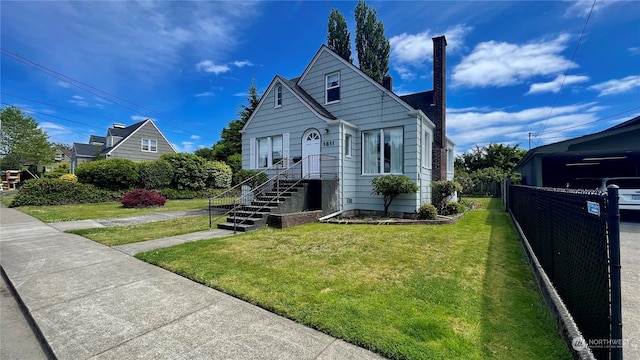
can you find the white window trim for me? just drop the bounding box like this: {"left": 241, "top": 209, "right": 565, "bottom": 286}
{"left": 361, "top": 127, "right": 404, "bottom": 175}
{"left": 275, "top": 84, "right": 282, "bottom": 108}
{"left": 255, "top": 135, "right": 284, "bottom": 168}
{"left": 423, "top": 131, "right": 432, "bottom": 169}
{"left": 325, "top": 72, "right": 340, "bottom": 104}
{"left": 344, "top": 134, "right": 352, "bottom": 158}
{"left": 141, "top": 138, "right": 158, "bottom": 153}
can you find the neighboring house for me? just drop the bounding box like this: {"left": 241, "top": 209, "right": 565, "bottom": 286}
{"left": 516, "top": 115, "right": 640, "bottom": 187}
{"left": 71, "top": 119, "right": 176, "bottom": 173}
{"left": 241, "top": 36, "right": 454, "bottom": 216}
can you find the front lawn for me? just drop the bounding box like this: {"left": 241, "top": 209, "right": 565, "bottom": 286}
{"left": 136, "top": 198, "right": 571, "bottom": 360}
{"left": 11, "top": 198, "right": 210, "bottom": 222}
{"left": 68, "top": 215, "right": 213, "bottom": 246}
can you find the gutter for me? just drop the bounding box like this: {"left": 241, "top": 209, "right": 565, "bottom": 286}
{"left": 318, "top": 210, "right": 344, "bottom": 221}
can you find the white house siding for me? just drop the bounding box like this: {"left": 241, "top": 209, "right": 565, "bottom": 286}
{"left": 108, "top": 123, "right": 174, "bottom": 161}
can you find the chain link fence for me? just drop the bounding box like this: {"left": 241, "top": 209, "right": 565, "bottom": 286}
{"left": 509, "top": 185, "right": 619, "bottom": 360}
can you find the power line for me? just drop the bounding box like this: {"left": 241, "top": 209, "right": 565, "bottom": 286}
{"left": 2, "top": 93, "right": 119, "bottom": 122}
{"left": 1, "top": 48, "right": 218, "bottom": 141}
{"left": 538, "top": 0, "right": 597, "bottom": 136}
{"left": 537, "top": 105, "right": 640, "bottom": 136}
{"left": 1, "top": 102, "right": 104, "bottom": 132}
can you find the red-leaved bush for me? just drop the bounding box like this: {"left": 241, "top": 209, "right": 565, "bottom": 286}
{"left": 121, "top": 189, "right": 166, "bottom": 208}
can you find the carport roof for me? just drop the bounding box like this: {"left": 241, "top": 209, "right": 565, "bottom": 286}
{"left": 516, "top": 115, "right": 640, "bottom": 171}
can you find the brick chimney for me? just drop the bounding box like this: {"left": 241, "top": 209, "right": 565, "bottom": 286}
{"left": 431, "top": 35, "right": 447, "bottom": 182}
{"left": 383, "top": 75, "right": 393, "bottom": 91}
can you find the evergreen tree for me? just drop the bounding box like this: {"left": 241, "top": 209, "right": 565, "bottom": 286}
{"left": 327, "top": 8, "right": 352, "bottom": 63}
{"left": 354, "top": 0, "right": 390, "bottom": 84}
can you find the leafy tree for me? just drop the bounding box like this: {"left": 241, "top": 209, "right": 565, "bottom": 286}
{"left": 455, "top": 143, "right": 526, "bottom": 174}
{"left": 0, "top": 106, "right": 56, "bottom": 173}
{"left": 432, "top": 180, "right": 462, "bottom": 213}
{"left": 160, "top": 153, "right": 207, "bottom": 190}
{"left": 371, "top": 174, "right": 419, "bottom": 216}
{"left": 354, "top": 0, "right": 390, "bottom": 84}
{"left": 327, "top": 8, "right": 352, "bottom": 63}
{"left": 202, "top": 82, "right": 260, "bottom": 164}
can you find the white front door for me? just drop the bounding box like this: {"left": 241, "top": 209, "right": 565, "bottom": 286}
{"left": 302, "top": 129, "right": 321, "bottom": 178}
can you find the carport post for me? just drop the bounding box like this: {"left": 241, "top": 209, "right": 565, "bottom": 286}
{"left": 607, "top": 185, "right": 622, "bottom": 360}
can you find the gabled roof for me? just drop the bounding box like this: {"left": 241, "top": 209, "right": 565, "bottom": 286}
{"left": 400, "top": 91, "right": 435, "bottom": 120}
{"left": 107, "top": 120, "right": 147, "bottom": 138}
{"left": 89, "top": 135, "right": 106, "bottom": 144}
{"left": 73, "top": 142, "right": 100, "bottom": 157}
{"left": 283, "top": 77, "right": 337, "bottom": 120}
{"left": 105, "top": 118, "right": 176, "bottom": 155}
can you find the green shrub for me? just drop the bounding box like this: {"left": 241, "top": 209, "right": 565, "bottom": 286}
{"left": 226, "top": 154, "right": 242, "bottom": 174}
{"left": 371, "top": 175, "right": 419, "bottom": 216}
{"left": 75, "top": 158, "right": 139, "bottom": 190}
{"left": 205, "top": 161, "right": 232, "bottom": 189}
{"left": 233, "top": 169, "right": 268, "bottom": 187}
{"left": 441, "top": 202, "right": 468, "bottom": 216}
{"left": 9, "top": 178, "right": 110, "bottom": 207}
{"left": 432, "top": 180, "right": 462, "bottom": 212}
{"left": 138, "top": 159, "right": 173, "bottom": 189}
{"left": 160, "top": 153, "right": 207, "bottom": 190}
{"left": 121, "top": 189, "right": 166, "bottom": 208}
{"left": 59, "top": 174, "right": 78, "bottom": 182}
{"left": 417, "top": 203, "right": 438, "bottom": 220}
{"left": 160, "top": 188, "right": 197, "bottom": 200}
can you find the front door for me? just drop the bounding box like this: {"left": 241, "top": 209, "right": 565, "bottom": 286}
{"left": 302, "top": 129, "right": 321, "bottom": 178}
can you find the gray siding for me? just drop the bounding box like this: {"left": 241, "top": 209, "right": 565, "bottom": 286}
{"left": 109, "top": 122, "right": 175, "bottom": 161}
{"left": 244, "top": 47, "right": 444, "bottom": 214}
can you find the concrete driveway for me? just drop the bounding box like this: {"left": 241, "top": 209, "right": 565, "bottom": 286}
{"left": 620, "top": 215, "right": 640, "bottom": 360}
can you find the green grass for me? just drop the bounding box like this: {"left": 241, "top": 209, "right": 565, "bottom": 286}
{"left": 68, "top": 215, "right": 214, "bottom": 246}
{"left": 136, "top": 198, "right": 571, "bottom": 360}
{"left": 11, "top": 198, "right": 210, "bottom": 222}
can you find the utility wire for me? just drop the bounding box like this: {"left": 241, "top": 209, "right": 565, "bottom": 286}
{"left": 1, "top": 102, "right": 104, "bottom": 132}
{"left": 2, "top": 93, "right": 120, "bottom": 122}
{"left": 537, "top": 105, "right": 640, "bottom": 136}
{"left": 537, "top": 0, "right": 596, "bottom": 137}
{"left": 1, "top": 48, "right": 217, "bottom": 140}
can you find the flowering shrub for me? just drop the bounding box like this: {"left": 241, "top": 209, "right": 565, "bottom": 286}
{"left": 59, "top": 174, "right": 78, "bottom": 182}
{"left": 121, "top": 189, "right": 166, "bottom": 208}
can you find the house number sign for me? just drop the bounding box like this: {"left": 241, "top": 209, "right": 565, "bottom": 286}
{"left": 323, "top": 140, "right": 336, "bottom": 147}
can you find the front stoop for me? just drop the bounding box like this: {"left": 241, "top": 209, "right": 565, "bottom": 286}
{"left": 217, "top": 180, "right": 307, "bottom": 232}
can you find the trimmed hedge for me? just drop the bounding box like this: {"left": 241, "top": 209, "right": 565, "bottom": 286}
{"left": 160, "top": 153, "right": 207, "bottom": 191}
{"left": 441, "top": 202, "right": 468, "bottom": 216}
{"left": 233, "top": 169, "right": 268, "bottom": 187}
{"left": 138, "top": 159, "right": 173, "bottom": 190}
{"left": 205, "top": 161, "right": 232, "bottom": 189}
{"left": 76, "top": 158, "right": 139, "bottom": 190}
{"left": 59, "top": 174, "right": 78, "bottom": 182}
{"left": 9, "top": 178, "right": 111, "bottom": 207}
{"left": 417, "top": 203, "right": 438, "bottom": 220}
{"left": 121, "top": 189, "right": 166, "bottom": 208}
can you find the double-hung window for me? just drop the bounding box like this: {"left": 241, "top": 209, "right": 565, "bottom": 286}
{"left": 141, "top": 138, "right": 157, "bottom": 152}
{"left": 256, "top": 135, "right": 283, "bottom": 167}
{"left": 344, "top": 134, "right": 352, "bottom": 158}
{"left": 325, "top": 72, "right": 340, "bottom": 103}
{"left": 423, "top": 131, "right": 432, "bottom": 168}
{"left": 362, "top": 127, "right": 403, "bottom": 174}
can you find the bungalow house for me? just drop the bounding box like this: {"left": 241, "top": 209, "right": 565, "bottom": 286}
{"left": 240, "top": 36, "right": 455, "bottom": 216}
{"left": 71, "top": 118, "right": 176, "bottom": 173}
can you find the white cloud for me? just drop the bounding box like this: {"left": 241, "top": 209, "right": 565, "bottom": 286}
{"left": 131, "top": 115, "right": 148, "bottom": 121}
{"left": 389, "top": 25, "right": 471, "bottom": 80}
{"left": 448, "top": 103, "right": 599, "bottom": 151}
{"left": 233, "top": 60, "right": 254, "bottom": 68}
{"left": 196, "top": 60, "right": 230, "bottom": 75}
{"left": 589, "top": 75, "right": 640, "bottom": 96}
{"left": 57, "top": 81, "right": 72, "bottom": 88}
{"left": 564, "top": 0, "right": 618, "bottom": 18}
{"left": 172, "top": 141, "right": 195, "bottom": 153}
{"left": 452, "top": 34, "right": 575, "bottom": 88}
{"left": 526, "top": 74, "right": 590, "bottom": 94}
{"left": 194, "top": 91, "right": 215, "bottom": 97}
{"left": 1, "top": 2, "right": 259, "bottom": 84}
{"left": 190, "top": 135, "right": 201, "bottom": 140}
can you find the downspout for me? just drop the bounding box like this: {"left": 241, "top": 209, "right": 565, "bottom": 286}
{"left": 340, "top": 122, "right": 345, "bottom": 211}
{"left": 419, "top": 115, "right": 423, "bottom": 206}
{"left": 319, "top": 209, "right": 345, "bottom": 221}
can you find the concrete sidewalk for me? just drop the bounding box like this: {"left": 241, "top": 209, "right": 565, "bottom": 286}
{"left": 0, "top": 207, "right": 384, "bottom": 359}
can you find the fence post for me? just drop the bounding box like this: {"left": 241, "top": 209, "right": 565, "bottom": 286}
{"left": 607, "top": 185, "right": 622, "bottom": 360}
{"left": 233, "top": 197, "right": 237, "bottom": 234}
{"left": 208, "top": 197, "right": 212, "bottom": 230}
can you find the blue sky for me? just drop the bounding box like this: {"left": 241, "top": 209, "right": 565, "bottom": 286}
{"left": 1, "top": 0, "right": 639, "bottom": 155}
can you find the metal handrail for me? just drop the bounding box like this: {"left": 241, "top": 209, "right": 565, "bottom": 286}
{"left": 208, "top": 154, "right": 338, "bottom": 230}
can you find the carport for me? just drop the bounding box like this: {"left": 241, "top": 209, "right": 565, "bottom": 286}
{"left": 516, "top": 116, "right": 640, "bottom": 188}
